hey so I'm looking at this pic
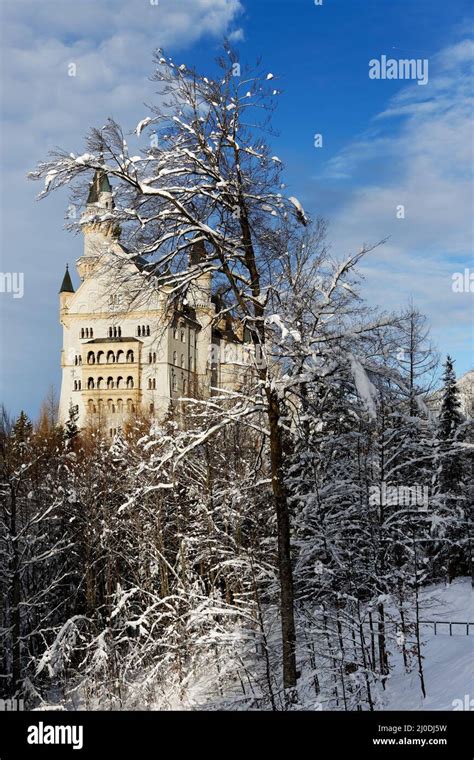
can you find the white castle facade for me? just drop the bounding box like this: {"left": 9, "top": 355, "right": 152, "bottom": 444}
{"left": 58, "top": 171, "right": 251, "bottom": 434}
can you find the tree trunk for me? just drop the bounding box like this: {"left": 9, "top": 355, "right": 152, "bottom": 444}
{"left": 266, "top": 388, "right": 298, "bottom": 695}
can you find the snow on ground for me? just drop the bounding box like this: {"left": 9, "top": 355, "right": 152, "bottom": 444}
{"left": 385, "top": 578, "right": 473, "bottom": 710}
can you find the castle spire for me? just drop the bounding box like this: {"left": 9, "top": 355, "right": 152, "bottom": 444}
{"left": 86, "top": 169, "right": 113, "bottom": 206}
{"left": 59, "top": 264, "right": 75, "bottom": 294}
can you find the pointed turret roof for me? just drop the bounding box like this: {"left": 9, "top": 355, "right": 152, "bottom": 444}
{"left": 59, "top": 264, "right": 75, "bottom": 294}
{"left": 87, "top": 170, "right": 113, "bottom": 205}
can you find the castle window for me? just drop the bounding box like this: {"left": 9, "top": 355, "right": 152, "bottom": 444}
{"left": 87, "top": 351, "right": 95, "bottom": 365}
{"left": 149, "top": 352, "right": 152, "bottom": 364}
{"left": 180, "top": 329, "right": 185, "bottom": 343}
{"left": 74, "top": 356, "right": 78, "bottom": 366}
{"left": 180, "top": 354, "right": 185, "bottom": 368}
{"left": 126, "top": 350, "right": 134, "bottom": 363}
{"left": 90, "top": 328, "right": 93, "bottom": 338}
{"left": 116, "top": 350, "right": 124, "bottom": 363}
{"left": 78, "top": 380, "right": 81, "bottom": 390}
{"left": 107, "top": 377, "right": 114, "bottom": 389}
{"left": 97, "top": 351, "right": 104, "bottom": 364}
{"left": 146, "top": 326, "right": 150, "bottom": 336}
{"left": 173, "top": 350, "right": 177, "bottom": 365}
{"left": 97, "top": 377, "right": 104, "bottom": 389}
{"left": 183, "top": 378, "right": 187, "bottom": 395}
{"left": 116, "top": 376, "right": 123, "bottom": 389}
{"left": 126, "top": 376, "right": 134, "bottom": 389}
{"left": 137, "top": 326, "right": 141, "bottom": 337}
{"left": 173, "top": 327, "right": 178, "bottom": 339}
{"left": 172, "top": 373, "right": 177, "bottom": 391}
{"left": 107, "top": 350, "right": 115, "bottom": 363}
{"left": 189, "top": 356, "right": 194, "bottom": 372}
{"left": 153, "top": 352, "right": 156, "bottom": 363}
{"left": 87, "top": 378, "right": 94, "bottom": 390}
{"left": 109, "top": 327, "right": 113, "bottom": 338}
{"left": 149, "top": 403, "right": 154, "bottom": 413}
{"left": 74, "top": 381, "right": 77, "bottom": 390}
{"left": 117, "top": 399, "right": 123, "bottom": 411}
{"left": 81, "top": 329, "right": 84, "bottom": 339}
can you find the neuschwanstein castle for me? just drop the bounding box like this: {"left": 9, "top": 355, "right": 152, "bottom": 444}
{"left": 58, "top": 171, "right": 251, "bottom": 434}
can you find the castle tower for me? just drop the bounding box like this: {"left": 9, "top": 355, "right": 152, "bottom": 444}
{"left": 77, "top": 170, "right": 118, "bottom": 280}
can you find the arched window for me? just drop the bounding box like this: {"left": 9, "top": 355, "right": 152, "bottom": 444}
{"left": 149, "top": 403, "right": 154, "bottom": 413}
{"left": 118, "top": 327, "right": 122, "bottom": 337}
{"left": 148, "top": 378, "right": 152, "bottom": 390}
{"left": 137, "top": 326, "right": 141, "bottom": 337}
{"left": 90, "top": 328, "right": 93, "bottom": 338}
{"left": 74, "top": 356, "right": 78, "bottom": 366}
{"left": 87, "top": 351, "right": 95, "bottom": 365}
{"left": 180, "top": 354, "right": 185, "bottom": 368}
{"left": 78, "top": 380, "right": 81, "bottom": 390}
{"left": 97, "top": 351, "right": 104, "bottom": 364}
{"left": 116, "top": 376, "right": 123, "bottom": 388}
{"left": 116, "top": 350, "right": 124, "bottom": 363}
{"left": 189, "top": 356, "right": 194, "bottom": 372}
{"left": 173, "top": 350, "right": 177, "bottom": 365}
{"left": 152, "top": 378, "right": 156, "bottom": 390}
{"left": 117, "top": 399, "right": 123, "bottom": 411}
{"left": 180, "top": 329, "right": 185, "bottom": 343}
{"left": 149, "top": 353, "right": 152, "bottom": 364}
{"left": 126, "top": 376, "right": 134, "bottom": 389}
{"left": 107, "top": 351, "right": 115, "bottom": 363}
{"left": 153, "top": 352, "right": 156, "bottom": 363}
{"left": 173, "top": 327, "right": 178, "bottom": 339}
{"left": 127, "top": 398, "right": 133, "bottom": 412}
{"left": 172, "top": 374, "right": 177, "bottom": 391}
{"left": 126, "top": 350, "right": 134, "bottom": 363}
{"left": 146, "top": 326, "right": 150, "bottom": 336}
{"left": 183, "top": 378, "right": 187, "bottom": 395}
{"left": 97, "top": 377, "right": 104, "bottom": 389}
{"left": 87, "top": 378, "right": 94, "bottom": 390}
{"left": 81, "top": 329, "right": 84, "bottom": 339}
{"left": 109, "top": 327, "right": 113, "bottom": 338}
{"left": 88, "top": 399, "right": 94, "bottom": 411}
{"left": 74, "top": 381, "right": 77, "bottom": 390}
{"left": 107, "top": 377, "right": 114, "bottom": 389}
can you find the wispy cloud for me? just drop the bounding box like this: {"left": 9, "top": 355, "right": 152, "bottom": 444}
{"left": 313, "top": 38, "right": 473, "bottom": 371}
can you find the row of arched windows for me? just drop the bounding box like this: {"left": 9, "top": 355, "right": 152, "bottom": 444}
{"left": 80, "top": 327, "right": 93, "bottom": 339}
{"left": 87, "top": 376, "right": 134, "bottom": 389}
{"left": 172, "top": 352, "right": 194, "bottom": 371}
{"left": 88, "top": 399, "right": 136, "bottom": 414}
{"left": 148, "top": 378, "right": 156, "bottom": 390}
{"left": 87, "top": 350, "right": 134, "bottom": 365}
{"left": 74, "top": 356, "right": 83, "bottom": 366}
{"left": 74, "top": 380, "right": 82, "bottom": 390}
{"left": 137, "top": 325, "right": 150, "bottom": 337}
{"left": 148, "top": 352, "right": 157, "bottom": 363}
{"left": 108, "top": 326, "right": 122, "bottom": 338}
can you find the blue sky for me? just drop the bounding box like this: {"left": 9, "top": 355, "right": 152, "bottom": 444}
{"left": 0, "top": 0, "right": 472, "bottom": 418}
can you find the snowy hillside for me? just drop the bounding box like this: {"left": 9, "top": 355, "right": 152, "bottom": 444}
{"left": 386, "top": 579, "right": 473, "bottom": 711}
